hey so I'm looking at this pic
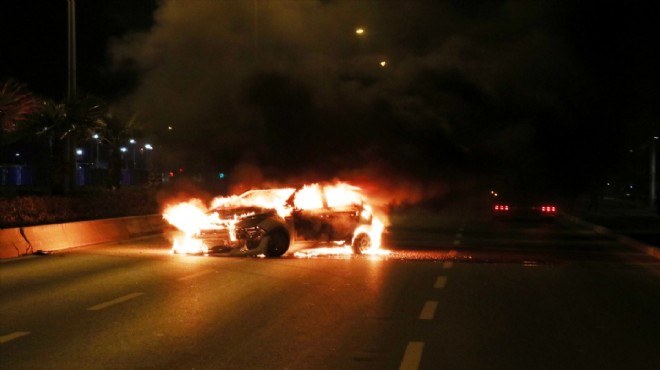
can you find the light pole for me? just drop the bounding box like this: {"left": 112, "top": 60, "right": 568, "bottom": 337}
{"left": 65, "top": 0, "right": 77, "bottom": 192}
{"left": 120, "top": 147, "right": 128, "bottom": 169}
{"left": 67, "top": 0, "right": 76, "bottom": 102}
{"left": 92, "top": 134, "right": 100, "bottom": 167}
{"left": 651, "top": 136, "right": 658, "bottom": 208}
{"left": 144, "top": 144, "right": 153, "bottom": 169}
{"left": 129, "top": 139, "right": 136, "bottom": 169}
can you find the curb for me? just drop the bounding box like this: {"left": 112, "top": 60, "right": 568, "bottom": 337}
{"left": 561, "top": 213, "right": 660, "bottom": 260}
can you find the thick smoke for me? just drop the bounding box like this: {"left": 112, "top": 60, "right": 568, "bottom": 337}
{"left": 111, "top": 1, "right": 593, "bottom": 200}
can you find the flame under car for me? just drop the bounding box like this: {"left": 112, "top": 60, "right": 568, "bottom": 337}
{"left": 178, "top": 185, "right": 379, "bottom": 257}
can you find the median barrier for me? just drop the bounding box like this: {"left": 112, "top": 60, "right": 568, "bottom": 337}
{"left": 22, "top": 224, "right": 70, "bottom": 252}
{"left": 63, "top": 219, "right": 131, "bottom": 247}
{"left": 0, "top": 228, "right": 31, "bottom": 258}
{"left": 0, "top": 214, "right": 165, "bottom": 259}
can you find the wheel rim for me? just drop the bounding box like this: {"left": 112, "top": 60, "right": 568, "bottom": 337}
{"left": 352, "top": 233, "right": 371, "bottom": 254}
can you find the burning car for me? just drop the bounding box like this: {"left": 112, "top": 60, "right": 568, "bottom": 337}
{"left": 163, "top": 183, "right": 385, "bottom": 257}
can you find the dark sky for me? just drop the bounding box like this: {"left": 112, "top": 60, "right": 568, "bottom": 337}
{"left": 2, "top": 1, "right": 659, "bottom": 199}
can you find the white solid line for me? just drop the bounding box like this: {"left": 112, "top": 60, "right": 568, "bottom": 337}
{"left": 177, "top": 270, "right": 213, "bottom": 281}
{"left": 442, "top": 261, "right": 454, "bottom": 269}
{"left": 399, "top": 341, "right": 425, "bottom": 370}
{"left": 434, "top": 276, "right": 448, "bottom": 289}
{"left": 0, "top": 331, "right": 30, "bottom": 344}
{"left": 87, "top": 292, "right": 144, "bottom": 311}
{"left": 419, "top": 301, "right": 438, "bottom": 320}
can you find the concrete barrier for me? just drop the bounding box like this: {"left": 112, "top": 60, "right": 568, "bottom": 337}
{"left": 0, "top": 228, "right": 31, "bottom": 258}
{"left": 0, "top": 214, "right": 165, "bottom": 259}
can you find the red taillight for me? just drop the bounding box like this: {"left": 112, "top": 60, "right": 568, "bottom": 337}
{"left": 541, "top": 206, "right": 557, "bottom": 213}
{"left": 494, "top": 204, "right": 509, "bottom": 211}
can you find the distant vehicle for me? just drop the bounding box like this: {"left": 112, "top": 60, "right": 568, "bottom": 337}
{"left": 491, "top": 193, "right": 558, "bottom": 221}
{"left": 186, "top": 184, "right": 378, "bottom": 257}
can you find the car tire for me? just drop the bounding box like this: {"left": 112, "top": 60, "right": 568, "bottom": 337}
{"left": 351, "top": 232, "right": 371, "bottom": 255}
{"left": 266, "top": 229, "right": 289, "bottom": 257}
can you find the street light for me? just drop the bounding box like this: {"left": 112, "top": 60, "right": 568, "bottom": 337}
{"left": 120, "top": 147, "right": 128, "bottom": 169}
{"left": 141, "top": 144, "right": 153, "bottom": 169}
{"left": 75, "top": 148, "right": 83, "bottom": 169}
{"left": 129, "top": 138, "right": 136, "bottom": 169}
{"left": 92, "top": 134, "right": 100, "bottom": 167}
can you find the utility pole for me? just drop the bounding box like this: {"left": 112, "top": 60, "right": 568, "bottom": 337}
{"left": 651, "top": 136, "right": 658, "bottom": 208}
{"left": 66, "top": 0, "right": 77, "bottom": 192}
{"left": 68, "top": 0, "right": 76, "bottom": 102}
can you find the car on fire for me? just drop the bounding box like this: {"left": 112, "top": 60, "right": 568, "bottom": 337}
{"left": 171, "top": 183, "right": 380, "bottom": 257}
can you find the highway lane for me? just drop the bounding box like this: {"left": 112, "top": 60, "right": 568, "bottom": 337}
{"left": 1, "top": 209, "right": 659, "bottom": 369}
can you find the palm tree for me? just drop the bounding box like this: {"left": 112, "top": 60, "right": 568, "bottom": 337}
{"left": 33, "top": 95, "right": 105, "bottom": 193}
{"left": 0, "top": 80, "right": 39, "bottom": 146}
{"left": 96, "top": 111, "right": 142, "bottom": 189}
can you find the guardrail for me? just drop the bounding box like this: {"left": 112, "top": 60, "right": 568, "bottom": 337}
{"left": 0, "top": 215, "right": 165, "bottom": 259}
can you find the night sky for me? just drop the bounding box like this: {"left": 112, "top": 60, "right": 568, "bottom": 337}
{"left": 2, "top": 1, "right": 659, "bottom": 201}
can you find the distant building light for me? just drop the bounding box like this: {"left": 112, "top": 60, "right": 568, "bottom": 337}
{"left": 129, "top": 139, "right": 136, "bottom": 144}
{"left": 120, "top": 147, "right": 128, "bottom": 153}
{"left": 380, "top": 60, "right": 387, "bottom": 67}
{"left": 15, "top": 152, "right": 20, "bottom": 157}
{"left": 93, "top": 134, "right": 99, "bottom": 139}
{"left": 144, "top": 144, "right": 153, "bottom": 150}
{"left": 76, "top": 149, "right": 83, "bottom": 155}
{"left": 355, "top": 28, "right": 364, "bottom": 35}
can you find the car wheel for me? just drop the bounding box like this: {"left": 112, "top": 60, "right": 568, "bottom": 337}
{"left": 266, "top": 229, "right": 289, "bottom": 257}
{"left": 351, "top": 232, "right": 371, "bottom": 255}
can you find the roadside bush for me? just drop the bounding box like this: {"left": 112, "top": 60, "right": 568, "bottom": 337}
{"left": 0, "top": 187, "right": 159, "bottom": 228}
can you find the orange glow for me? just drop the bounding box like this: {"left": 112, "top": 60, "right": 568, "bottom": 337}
{"left": 292, "top": 184, "right": 324, "bottom": 210}
{"left": 324, "top": 183, "right": 362, "bottom": 207}
{"left": 210, "top": 187, "right": 295, "bottom": 218}
{"left": 163, "top": 199, "right": 217, "bottom": 254}
{"left": 163, "top": 199, "right": 212, "bottom": 235}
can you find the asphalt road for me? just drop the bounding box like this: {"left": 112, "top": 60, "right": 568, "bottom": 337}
{"left": 1, "top": 207, "right": 659, "bottom": 370}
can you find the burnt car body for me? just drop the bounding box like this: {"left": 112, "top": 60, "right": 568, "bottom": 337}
{"left": 190, "top": 185, "right": 376, "bottom": 257}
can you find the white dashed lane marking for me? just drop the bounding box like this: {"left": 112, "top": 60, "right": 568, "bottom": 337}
{"left": 434, "top": 276, "right": 448, "bottom": 289}
{"left": 87, "top": 292, "right": 144, "bottom": 311}
{"left": 399, "top": 341, "right": 425, "bottom": 370}
{"left": 0, "top": 331, "right": 30, "bottom": 344}
{"left": 178, "top": 270, "right": 213, "bottom": 281}
{"left": 419, "top": 301, "right": 439, "bottom": 320}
